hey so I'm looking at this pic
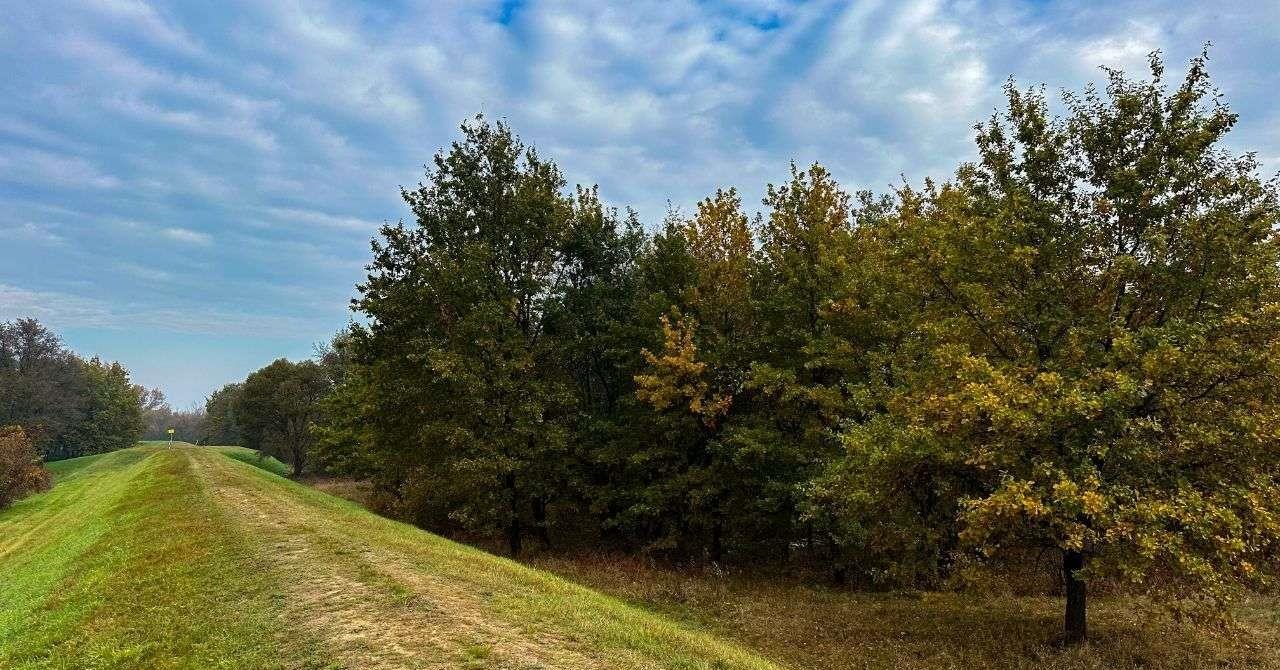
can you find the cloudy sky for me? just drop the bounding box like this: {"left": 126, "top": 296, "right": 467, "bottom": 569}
{"left": 1, "top": 0, "right": 1278, "bottom": 407}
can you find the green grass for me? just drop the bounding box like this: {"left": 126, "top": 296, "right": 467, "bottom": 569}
{"left": 0, "top": 446, "right": 783, "bottom": 669}
{"left": 0, "top": 447, "right": 327, "bottom": 669}
{"left": 204, "top": 445, "right": 291, "bottom": 477}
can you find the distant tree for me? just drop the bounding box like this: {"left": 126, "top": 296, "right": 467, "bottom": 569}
{"left": 313, "top": 328, "right": 379, "bottom": 477}
{"left": 138, "top": 387, "right": 206, "bottom": 442}
{"left": 0, "top": 319, "right": 143, "bottom": 460}
{"left": 65, "top": 358, "right": 146, "bottom": 455}
{"left": 202, "top": 383, "right": 244, "bottom": 446}
{"left": 139, "top": 387, "right": 167, "bottom": 415}
{"left": 0, "top": 319, "right": 87, "bottom": 457}
{"left": 840, "top": 52, "right": 1280, "bottom": 642}
{"left": 0, "top": 425, "right": 51, "bottom": 509}
{"left": 236, "top": 360, "right": 329, "bottom": 476}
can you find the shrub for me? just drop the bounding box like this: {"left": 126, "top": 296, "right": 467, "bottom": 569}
{"left": 0, "top": 425, "right": 52, "bottom": 508}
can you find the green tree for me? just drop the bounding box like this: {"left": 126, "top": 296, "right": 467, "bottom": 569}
{"left": 842, "top": 51, "right": 1280, "bottom": 642}
{"left": 746, "top": 164, "right": 862, "bottom": 566}
{"left": 237, "top": 359, "right": 330, "bottom": 476}
{"left": 351, "top": 117, "right": 577, "bottom": 555}
{"left": 201, "top": 383, "right": 244, "bottom": 446}
{"left": 0, "top": 319, "right": 88, "bottom": 459}
{"left": 541, "top": 187, "right": 650, "bottom": 546}
{"left": 634, "top": 188, "right": 759, "bottom": 560}
{"left": 70, "top": 358, "right": 146, "bottom": 455}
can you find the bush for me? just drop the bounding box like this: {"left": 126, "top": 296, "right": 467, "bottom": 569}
{"left": 0, "top": 425, "right": 52, "bottom": 508}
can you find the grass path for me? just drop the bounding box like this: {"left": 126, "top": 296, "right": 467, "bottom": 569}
{"left": 0, "top": 446, "right": 783, "bottom": 670}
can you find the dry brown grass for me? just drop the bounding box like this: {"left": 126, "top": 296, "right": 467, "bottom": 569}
{"left": 524, "top": 552, "right": 1280, "bottom": 670}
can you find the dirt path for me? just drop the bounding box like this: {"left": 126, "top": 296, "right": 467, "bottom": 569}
{"left": 187, "top": 448, "right": 778, "bottom": 670}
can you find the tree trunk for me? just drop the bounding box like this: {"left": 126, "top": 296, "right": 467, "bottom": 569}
{"left": 505, "top": 472, "right": 521, "bottom": 557}
{"left": 531, "top": 497, "right": 550, "bottom": 548}
{"left": 507, "top": 515, "right": 522, "bottom": 557}
{"left": 710, "top": 519, "right": 723, "bottom": 563}
{"left": 291, "top": 443, "right": 304, "bottom": 477}
{"left": 829, "top": 534, "right": 846, "bottom": 585}
{"left": 1063, "top": 549, "right": 1087, "bottom": 644}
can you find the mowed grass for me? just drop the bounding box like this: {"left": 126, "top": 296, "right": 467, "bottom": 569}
{"left": 0, "top": 446, "right": 329, "bottom": 669}
{"left": 205, "top": 444, "right": 292, "bottom": 477}
{"left": 0, "top": 446, "right": 784, "bottom": 669}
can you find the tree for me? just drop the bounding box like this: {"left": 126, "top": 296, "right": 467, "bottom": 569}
{"left": 313, "top": 329, "right": 380, "bottom": 478}
{"left": 70, "top": 358, "right": 146, "bottom": 455}
{"left": 541, "top": 188, "right": 648, "bottom": 545}
{"left": 202, "top": 383, "right": 244, "bottom": 446}
{"left": 747, "top": 163, "right": 864, "bottom": 568}
{"left": 237, "top": 359, "right": 330, "bottom": 476}
{"left": 0, "top": 319, "right": 144, "bottom": 460}
{"left": 0, "top": 425, "right": 50, "bottom": 509}
{"left": 633, "top": 188, "right": 759, "bottom": 560}
{"left": 139, "top": 387, "right": 207, "bottom": 442}
{"left": 0, "top": 319, "right": 87, "bottom": 458}
{"left": 843, "top": 51, "right": 1280, "bottom": 642}
{"left": 350, "top": 117, "right": 578, "bottom": 555}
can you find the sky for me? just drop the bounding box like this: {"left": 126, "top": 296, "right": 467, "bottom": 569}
{"left": 1, "top": 0, "right": 1278, "bottom": 408}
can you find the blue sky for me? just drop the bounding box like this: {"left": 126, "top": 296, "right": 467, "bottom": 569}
{"left": 2, "top": 0, "right": 1278, "bottom": 408}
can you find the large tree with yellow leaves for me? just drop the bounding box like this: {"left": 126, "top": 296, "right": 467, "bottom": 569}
{"left": 842, "top": 51, "right": 1280, "bottom": 642}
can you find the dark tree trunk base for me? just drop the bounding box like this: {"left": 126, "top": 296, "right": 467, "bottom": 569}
{"left": 1063, "top": 549, "right": 1087, "bottom": 644}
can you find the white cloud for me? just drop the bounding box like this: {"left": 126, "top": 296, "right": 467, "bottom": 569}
{"left": 0, "top": 146, "right": 122, "bottom": 190}
{"left": 0, "top": 283, "right": 327, "bottom": 337}
{"left": 2, "top": 0, "right": 1279, "bottom": 381}
{"left": 160, "top": 227, "right": 212, "bottom": 245}
{"left": 0, "top": 222, "right": 67, "bottom": 246}
{"left": 80, "top": 0, "right": 203, "bottom": 55}
{"left": 262, "top": 206, "right": 380, "bottom": 232}
{"left": 1076, "top": 22, "right": 1163, "bottom": 74}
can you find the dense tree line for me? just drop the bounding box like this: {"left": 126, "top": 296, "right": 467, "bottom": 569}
{"left": 224, "top": 53, "right": 1279, "bottom": 641}
{"left": 139, "top": 387, "right": 208, "bottom": 442}
{"left": 0, "top": 319, "right": 145, "bottom": 461}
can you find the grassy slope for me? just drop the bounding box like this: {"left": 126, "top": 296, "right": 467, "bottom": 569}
{"left": 205, "top": 444, "right": 292, "bottom": 476}
{"left": 0, "top": 446, "right": 782, "bottom": 670}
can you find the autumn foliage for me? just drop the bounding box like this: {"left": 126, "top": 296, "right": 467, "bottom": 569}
{"left": 309, "top": 51, "right": 1280, "bottom": 641}
{"left": 0, "top": 426, "right": 51, "bottom": 509}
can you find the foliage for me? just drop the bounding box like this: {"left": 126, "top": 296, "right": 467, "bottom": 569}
{"left": 73, "top": 358, "right": 147, "bottom": 455}
{"left": 236, "top": 358, "right": 331, "bottom": 476}
{"left": 201, "top": 382, "right": 244, "bottom": 445}
{"left": 0, "top": 425, "right": 50, "bottom": 509}
{"left": 0, "top": 319, "right": 144, "bottom": 460}
{"left": 340, "top": 117, "right": 582, "bottom": 555}
{"left": 139, "top": 386, "right": 207, "bottom": 442}
{"left": 309, "top": 53, "right": 1280, "bottom": 641}
{"left": 827, "top": 51, "right": 1280, "bottom": 638}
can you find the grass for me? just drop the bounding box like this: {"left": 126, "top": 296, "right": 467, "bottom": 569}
{"left": 204, "top": 444, "right": 291, "bottom": 477}
{"left": 0, "top": 447, "right": 328, "bottom": 669}
{"left": 0, "top": 446, "right": 784, "bottom": 669}
{"left": 8, "top": 445, "right": 1277, "bottom": 669}
{"left": 302, "top": 472, "right": 1280, "bottom": 669}
{"left": 524, "top": 553, "right": 1280, "bottom": 669}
